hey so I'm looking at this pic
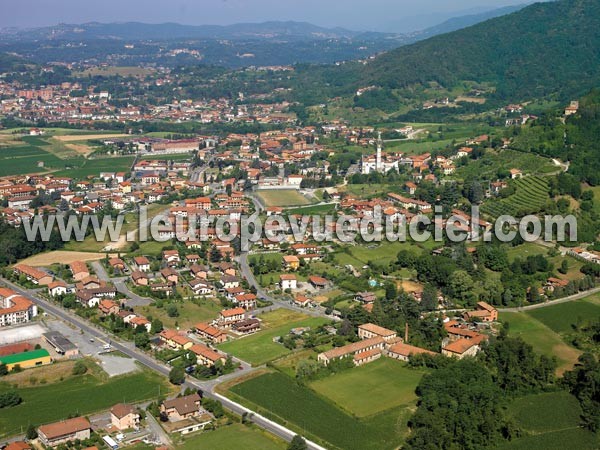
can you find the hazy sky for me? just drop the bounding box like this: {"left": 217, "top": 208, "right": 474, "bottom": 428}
{"left": 0, "top": 0, "right": 533, "bottom": 32}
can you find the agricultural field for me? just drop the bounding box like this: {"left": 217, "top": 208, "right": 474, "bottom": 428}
{"left": 257, "top": 190, "right": 310, "bottom": 207}
{"left": 18, "top": 250, "right": 110, "bottom": 266}
{"left": 0, "top": 132, "right": 134, "bottom": 177}
{"left": 495, "top": 391, "right": 599, "bottom": 450}
{"left": 52, "top": 155, "right": 135, "bottom": 178}
{"left": 482, "top": 176, "right": 550, "bottom": 218}
{"left": 500, "top": 311, "right": 581, "bottom": 375}
{"left": 0, "top": 143, "right": 70, "bottom": 176}
{"left": 527, "top": 297, "right": 600, "bottom": 334}
{"left": 0, "top": 368, "right": 170, "bottom": 438}
{"left": 228, "top": 371, "right": 411, "bottom": 450}
{"left": 309, "top": 358, "right": 424, "bottom": 417}
{"left": 177, "top": 424, "right": 286, "bottom": 450}
{"left": 218, "top": 310, "right": 330, "bottom": 366}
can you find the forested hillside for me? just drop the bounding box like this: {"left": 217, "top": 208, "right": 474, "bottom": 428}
{"left": 361, "top": 0, "right": 600, "bottom": 102}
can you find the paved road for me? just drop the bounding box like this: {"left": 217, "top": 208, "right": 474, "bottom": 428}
{"left": 0, "top": 277, "right": 327, "bottom": 450}
{"left": 237, "top": 252, "right": 332, "bottom": 319}
{"left": 90, "top": 261, "right": 152, "bottom": 307}
{"left": 498, "top": 286, "right": 600, "bottom": 312}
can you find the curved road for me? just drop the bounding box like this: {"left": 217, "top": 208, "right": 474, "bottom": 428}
{"left": 0, "top": 277, "right": 327, "bottom": 450}
{"left": 237, "top": 252, "right": 332, "bottom": 319}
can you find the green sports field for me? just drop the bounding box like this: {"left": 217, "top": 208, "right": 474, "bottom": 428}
{"left": 309, "top": 358, "right": 424, "bottom": 417}
{"left": 257, "top": 190, "right": 310, "bottom": 207}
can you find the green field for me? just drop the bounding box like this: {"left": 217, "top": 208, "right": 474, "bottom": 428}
{"left": 139, "top": 299, "right": 222, "bottom": 330}
{"left": 528, "top": 298, "right": 600, "bottom": 334}
{"left": 178, "top": 424, "right": 286, "bottom": 450}
{"left": 229, "top": 371, "right": 410, "bottom": 450}
{"left": 0, "top": 369, "right": 169, "bottom": 438}
{"left": 218, "top": 311, "right": 330, "bottom": 366}
{"left": 0, "top": 133, "right": 134, "bottom": 178}
{"left": 257, "top": 190, "right": 310, "bottom": 207}
{"left": 53, "top": 156, "right": 135, "bottom": 178}
{"left": 495, "top": 391, "right": 599, "bottom": 450}
{"left": 335, "top": 241, "right": 423, "bottom": 267}
{"left": 483, "top": 176, "right": 550, "bottom": 218}
{"left": 500, "top": 311, "right": 581, "bottom": 374}
{"left": 0, "top": 144, "right": 70, "bottom": 176}
{"left": 309, "top": 358, "right": 424, "bottom": 417}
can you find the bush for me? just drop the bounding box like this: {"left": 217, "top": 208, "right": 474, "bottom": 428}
{"left": 0, "top": 391, "right": 22, "bottom": 408}
{"left": 169, "top": 367, "right": 185, "bottom": 385}
{"left": 72, "top": 360, "right": 88, "bottom": 375}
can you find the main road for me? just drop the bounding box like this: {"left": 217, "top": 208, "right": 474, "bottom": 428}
{"left": 0, "top": 277, "right": 328, "bottom": 450}
{"left": 498, "top": 286, "right": 600, "bottom": 312}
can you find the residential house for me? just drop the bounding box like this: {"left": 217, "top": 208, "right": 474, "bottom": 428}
{"left": 161, "top": 394, "right": 202, "bottom": 421}
{"left": 111, "top": 403, "right": 140, "bottom": 431}
{"left": 38, "top": 417, "right": 91, "bottom": 448}
{"left": 69, "top": 261, "right": 90, "bottom": 281}
{"left": 294, "top": 294, "right": 313, "bottom": 308}
{"left": 355, "top": 292, "right": 376, "bottom": 305}
{"left": 194, "top": 322, "right": 227, "bottom": 344}
{"left": 163, "top": 250, "right": 181, "bottom": 267}
{"left": 189, "top": 279, "right": 212, "bottom": 296}
{"left": 133, "top": 256, "right": 151, "bottom": 272}
{"left": 160, "top": 267, "right": 179, "bottom": 285}
{"left": 283, "top": 255, "right": 300, "bottom": 271}
{"left": 279, "top": 274, "right": 297, "bottom": 290}
{"left": 108, "top": 257, "right": 126, "bottom": 272}
{"left": 159, "top": 329, "right": 193, "bottom": 350}
{"left": 13, "top": 264, "right": 53, "bottom": 285}
{"left": 190, "top": 343, "right": 226, "bottom": 367}
{"left": 233, "top": 293, "right": 257, "bottom": 310}
{"left": 218, "top": 307, "right": 246, "bottom": 327}
{"left": 189, "top": 264, "right": 209, "bottom": 279}
{"left": 232, "top": 318, "right": 261, "bottom": 334}
{"left": 47, "top": 280, "right": 68, "bottom": 297}
{"left": 131, "top": 270, "right": 149, "bottom": 286}
{"left": 98, "top": 299, "right": 120, "bottom": 316}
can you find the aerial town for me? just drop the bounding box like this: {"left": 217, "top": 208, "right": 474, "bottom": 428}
{"left": 0, "top": 1, "right": 599, "bottom": 450}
